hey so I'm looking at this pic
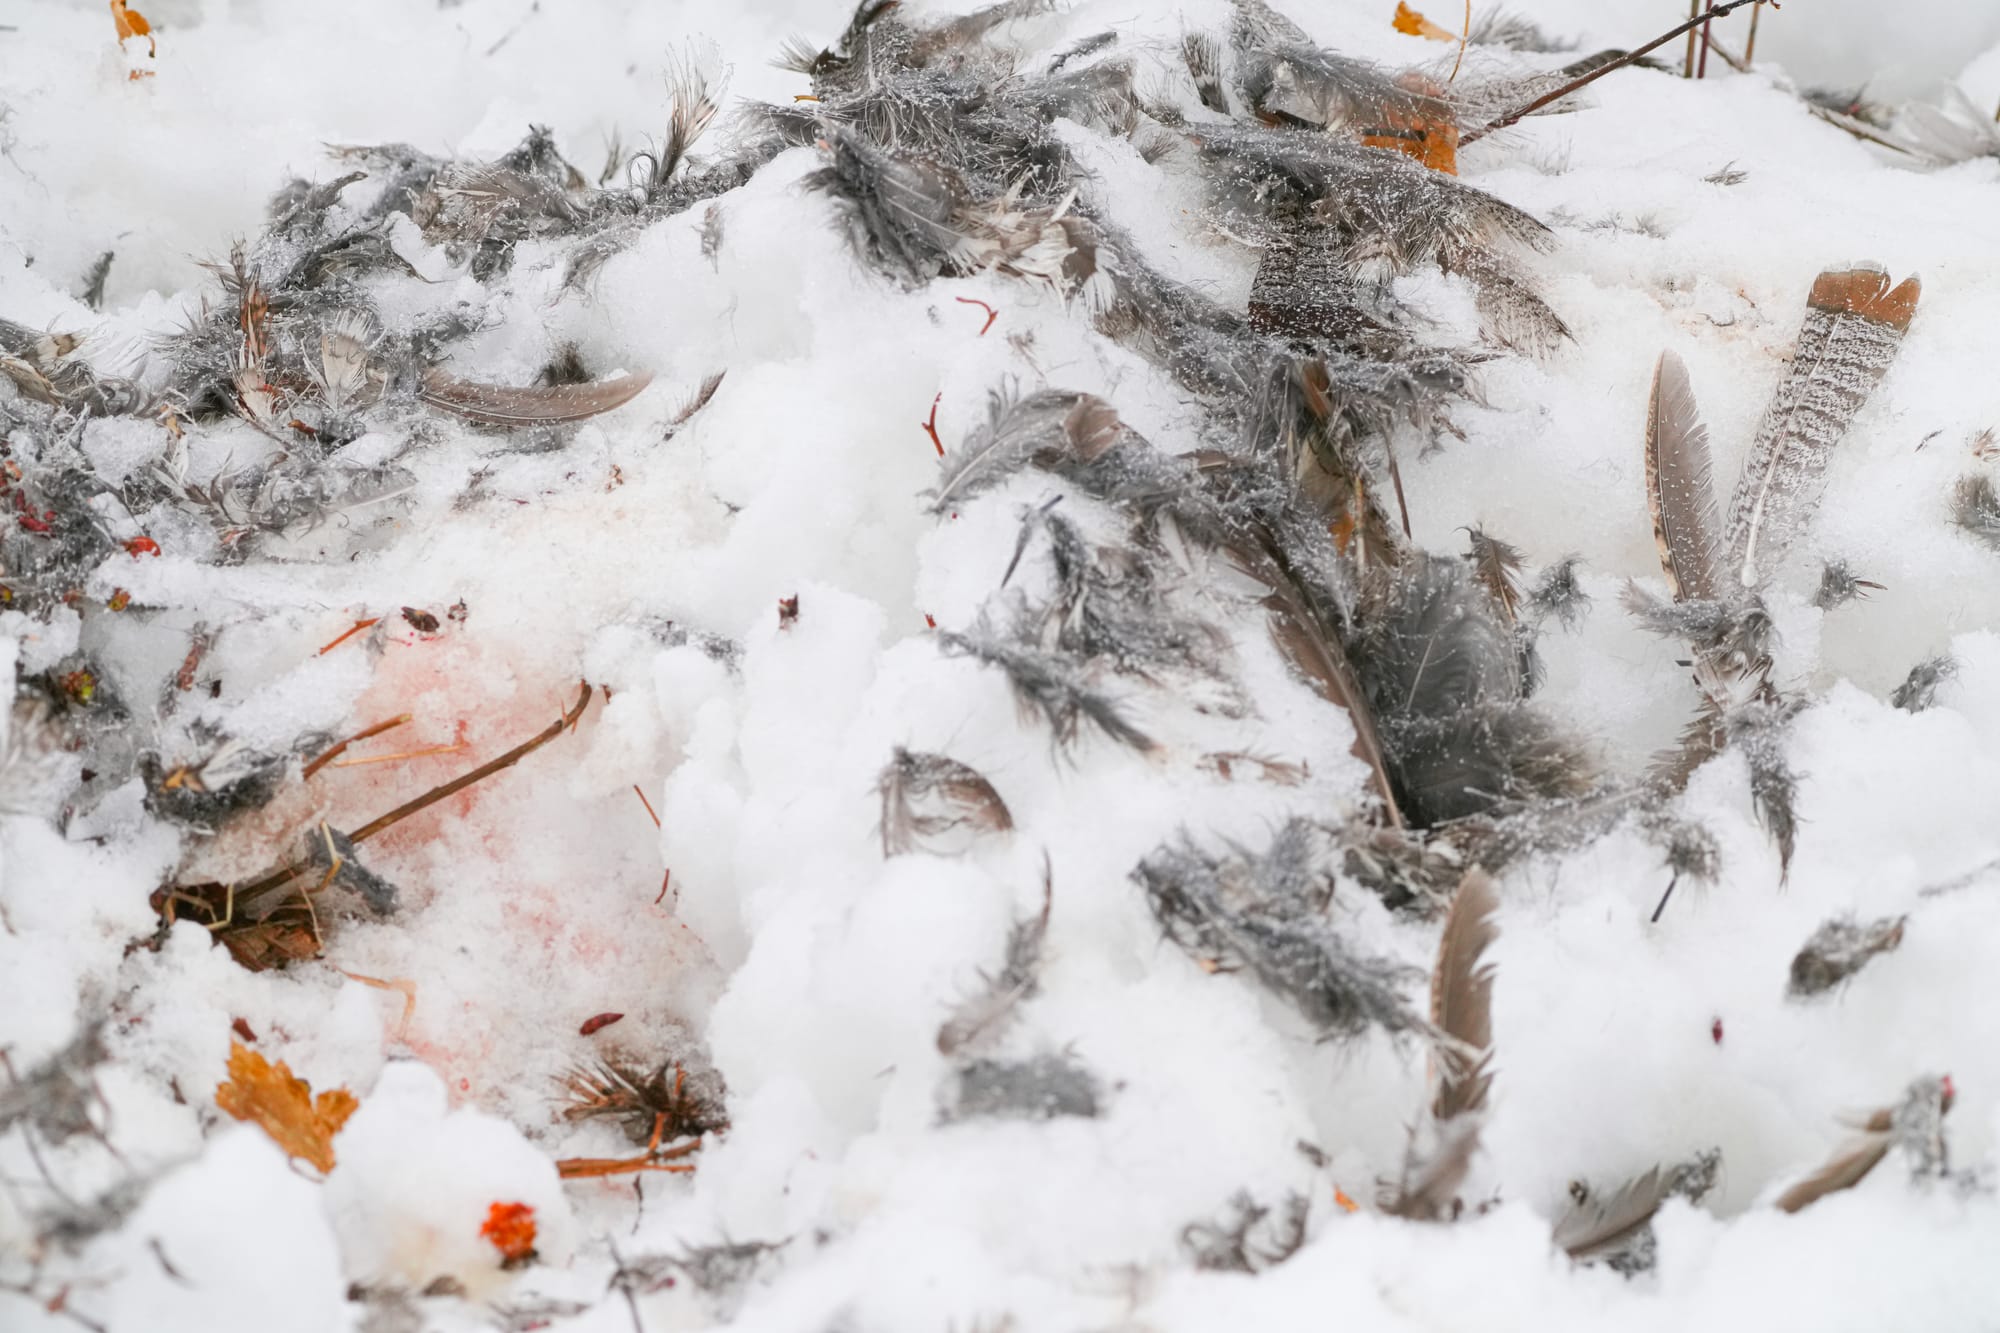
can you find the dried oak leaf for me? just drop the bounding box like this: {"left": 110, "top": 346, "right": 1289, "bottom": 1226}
{"left": 1393, "top": 2, "right": 1458, "bottom": 42}
{"left": 111, "top": 0, "right": 156, "bottom": 57}
{"left": 214, "top": 1041, "right": 357, "bottom": 1172}
{"left": 480, "top": 1201, "right": 538, "bottom": 1267}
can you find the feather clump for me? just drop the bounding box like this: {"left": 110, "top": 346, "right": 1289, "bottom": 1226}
{"left": 1132, "top": 821, "right": 1426, "bottom": 1037}
{"left": 1788, "top": 915, "right": 1906, "bottom": 998}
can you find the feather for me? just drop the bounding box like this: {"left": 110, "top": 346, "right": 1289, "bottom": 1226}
{"left": 937, "top": 620, "right": 1155, "bottom": 753}
{"left": 1788, "top": 915, "right": 1906, "bottom": 998}
{"left": 1255, "top": 564, "right": 1403, "bottom": 826}
{"left": 664, "top": 371, "right": 726, "bottom": 439}
{"left": 1553, "top": 1166, "right": 1669, "bottom": 1259}
{"left": 418, "top": 369, "right": 653, "bottom": 426}
{"left": 1951, "top": 473, "right": 2000, "bottom": 553}
{"left": 1775, "top": 1075, "right": 1952, "bottom": 1213}
{"left": 1182, "top": 31, "right": 1231, "bottom": 114}
{"left": 1773, "top": 1137, "right": 1891, "bottom": 1214}
{"left": 1133, "top": 822, "right": 1427, "bottom": 1036}
{"left": 1465, "top": 527, "right": 1525, "bottom": 625}
{"left": 937, "top": 857, "right": 1051, "bottom": 1055}
{"left": 929, "top": 389, "right": 1124, "bottom": 514}
{"left": 1554, "top": 1149, "right": 1720, "bottom": 1269}
{"left": 1643, "top": 350, "right": 1722, "bottom": 603}
{"left": 313, "top": 311, "right": 377, "bottom": 412}
{"left": 878, "top": 747, "right": 1014, "bottom": 857}
{"left": 1431, "top": 868, "right": 1499, "bottom": 1120}
{"left": 1891, "top": 653, "right": 1955, "bottom": 713}
{"left": 1722, "top": 264, "right": 1920, "bottom": 588}
{"left": 1381, "top": 1116, "right": 1481, "bottom": 1221}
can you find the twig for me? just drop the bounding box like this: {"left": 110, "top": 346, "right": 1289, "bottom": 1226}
{"left": 316, "top": 617, "right": 379, "bottom": 655}
{"left": 1744, "top": 0, "right": 1763, "bottom": 62}
{"left": 335, "top": 970, "right": 418, "bottom": 1041}
{"left": 557, "top": 1112, "right": 704, "bottom": 1179}
{"left": 303, "top": 714, "right": 411, "bottom": 779}
{"left": 921, "top": 393, "right": 944, "bottom": 457}
{"left": 1448, "top": 0, "right": 1469, "bottom": 83}
{"left": 1705, "top": 32, "right": 1749, "bottom": 74}
{"left": 1807, "top": 103, "right": 1919, "bottom": 156}
{"left": 1461, "top": 0, "right": 1774, "bottom": 146}
{"left": 349, "top": 682, "right": 592, "bottom": 843}
{"left": 654, "top": 869, "right": 673, "bottom": 906}
{"left": 1684, "top": 0, "right": 1698, "bottom": 78}
{"left": 953, "top": 296, "right": 999, "bottom": 336}
{"left": 329, "top": 742, "right": 464, "bottom": 769}
{"left": 1697, "top": 1, "right": 1716, "bottom": 78}
{"left": 632, "top": 784, "right": 661, "bottom": 828}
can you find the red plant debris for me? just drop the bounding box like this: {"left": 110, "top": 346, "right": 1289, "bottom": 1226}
{"left": 921, "top": 393, "right": 944, "bottom": 457}
{"left": 579, "top": 1012, "right": 625, "bottom": 1036}
{"left": 954, "top": 296, "right": 999, "bottom": 336}
{"left": 480, "top": 1201, "right": 538, "bottom": 1267}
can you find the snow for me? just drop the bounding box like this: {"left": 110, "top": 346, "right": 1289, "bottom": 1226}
{"left": 4, "top": 0, "right": 2000, "bottom": 1330}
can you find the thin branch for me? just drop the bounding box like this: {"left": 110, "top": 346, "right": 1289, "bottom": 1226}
{"left": 1461, "top": 0, "right": 1773, "bottom": 146}
{"left": 350, "top": 682, "right": 592, "bottom": 843}
{"left": 302, "top": 713, "right": 411, "bottom": 779}
{"left": 226, "top": 683, "right": 593, "bottom": 911}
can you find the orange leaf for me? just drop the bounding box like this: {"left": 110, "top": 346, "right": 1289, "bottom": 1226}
{"left": 480, "top": 1201, "right": 538, "bottom": 1267}
{"left": 1333, "top": 1186, "right": 1360, "bottom": 1214}
{"left": 1358, "top": 72, "right": 1460, "bottom": 175}
{"left": 214, "top": 1041, "right": 357, "bottom": 1173}
{"left": 1391, "top": 2, "right": 1457, "bottom": 42}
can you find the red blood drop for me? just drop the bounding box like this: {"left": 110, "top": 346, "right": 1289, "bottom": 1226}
{"left": 1710, "top": 1018, "right": 1724, "bottom": 1045}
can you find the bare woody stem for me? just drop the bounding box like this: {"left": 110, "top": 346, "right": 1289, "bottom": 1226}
{"left": 349, "top": 682, "right": 593, "bottom": 843}
{"left": 1460, "top": 0, "right": 1774, "bottom": 147}
{"left": 228, "top": 682, "right": 594, "bottom": 912}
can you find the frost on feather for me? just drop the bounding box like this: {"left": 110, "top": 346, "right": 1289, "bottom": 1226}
{"left": 1132, "top": 820, "right": 1425, "bottom": 1036}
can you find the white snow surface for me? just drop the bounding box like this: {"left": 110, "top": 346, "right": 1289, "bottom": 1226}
{"left": 2, "top": 1, "right": 2000, "bottom": 1330}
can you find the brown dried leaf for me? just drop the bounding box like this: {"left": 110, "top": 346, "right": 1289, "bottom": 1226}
{"left": 215, "top": 1041, "right": 357, "bottom": 1172}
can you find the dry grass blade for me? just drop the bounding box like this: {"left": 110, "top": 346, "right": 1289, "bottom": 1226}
{"left": 1430, "top": 868, "right": 1499, "bottom": 1120}
{"left": 419, "top": 370, "right": 654, "bottom": 426}
{"left": 1644, "top": 351, "right": 1721, "bottom": 603}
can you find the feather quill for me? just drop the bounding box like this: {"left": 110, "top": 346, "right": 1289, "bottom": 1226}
{"left": 418, "top": 369, "right": 653, "bottom": 426}
{"left": 1430, "top": 868, "right": 1499, "bottom": 1120}
{"left": 1644, "top": 351, "right": 1722, "bottom": 603}
{"left": 1722, "top": 264, "right": 1920, "bottom": 588}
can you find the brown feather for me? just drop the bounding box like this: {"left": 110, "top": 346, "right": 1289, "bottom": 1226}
{"left": 1773, "top": 1134, "right": 1890, "bottom": 1214}
{"left": 1430, "top": 868, "right": 1500, "bottom": 1120}
{"left": 1643, "top": 351, "right": 1722, "bottom": 603}
{"left": 1260, "top": 583, "right": 1402, "bottom": 827}
{"left": 419, "top": 369, "right": 654, "bottom": 426}
{"left": 1807, "top": 267, "right": 1921, "bottom": 330}
{"left": 1465, "top": 528, "right": 1526, "bottom": 626}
